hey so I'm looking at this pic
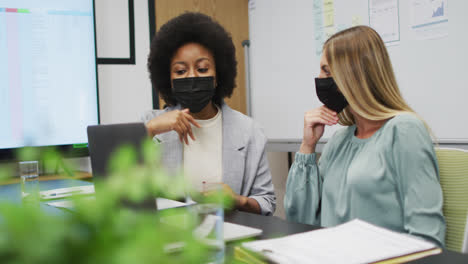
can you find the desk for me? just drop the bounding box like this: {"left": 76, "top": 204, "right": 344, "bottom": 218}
{"left": 1, "top": 179, "right": 467, "bottom": 263}
{"left": 225, "top": 210, "right": 320, "bottom": 239}
{"left": 0, "top": 178, "right": 92, "bottom": 216}
{"left": 0, "top": 171, "right": 92, "bottom": 186}
{"left": 225, "top": 211, "right": 468, "bottom": 264}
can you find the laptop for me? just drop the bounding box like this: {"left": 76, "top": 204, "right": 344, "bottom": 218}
{"left": 87, "top": 122, "right": 157, "bottom": 211}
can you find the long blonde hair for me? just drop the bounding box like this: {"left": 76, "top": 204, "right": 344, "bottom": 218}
{"left": 324, "top": 26, "right": 414, "bottom": 126}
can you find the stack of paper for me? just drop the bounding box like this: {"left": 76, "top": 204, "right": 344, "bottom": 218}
{"left": 224, "top": 221, "right": 263, "bottom": 242}
{"left": 241, "top": 219, "right": 441, "bottom": 264}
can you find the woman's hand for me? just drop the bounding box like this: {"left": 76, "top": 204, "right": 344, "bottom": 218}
{"left": 146, "top": 109, "right": 201, "bottom": 144}
{"left": 201, "top": 183, "right": 239, "bottom": 207}
{"left": 202, "top": 183, "right": 261, "bottom": 214}
{"left": 300, "top": 106, "right": 339, "bottom": 154}
{"left": 219, "top": 183, "right": 244, "bottom": 208}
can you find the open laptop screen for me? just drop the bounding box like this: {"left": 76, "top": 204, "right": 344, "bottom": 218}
{"left": 87, "top": 122, "right": 157, "bottom": 210}
{"left": 87, "top": 123, "right": 147, "bottom": 178}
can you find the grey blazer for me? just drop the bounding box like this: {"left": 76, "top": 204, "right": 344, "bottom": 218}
{"left": 141, "top": 103, "right": 276, "bottom": 215}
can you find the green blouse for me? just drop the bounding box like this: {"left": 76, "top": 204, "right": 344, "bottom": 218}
{"left": 284, "top": 114, "right": 446, "bottom": 247}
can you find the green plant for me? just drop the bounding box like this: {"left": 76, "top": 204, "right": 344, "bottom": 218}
{"left": 0, "top": 140, "right": 233, "bottom": 263}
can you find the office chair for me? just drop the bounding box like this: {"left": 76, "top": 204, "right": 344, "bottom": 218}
{"left": 435, "top": 147, "right": 468, "bottom": 253}
{"left": 463, "top": 211, "right": 468, "bottom": 254}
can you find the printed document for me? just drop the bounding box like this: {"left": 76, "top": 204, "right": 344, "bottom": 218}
{"left": 242, "top": 219, "right": 440, "bottom": 264}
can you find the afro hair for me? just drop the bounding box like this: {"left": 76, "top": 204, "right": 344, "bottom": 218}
{"left": 147, "top": 12, "right": 237, "bottom": 107}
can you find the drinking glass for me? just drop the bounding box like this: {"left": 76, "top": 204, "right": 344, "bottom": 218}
{"left": 19, "top": 161, "right": 40, "bottom": 205}
{"left": 193, "top": 182, "right": 225, "bottom": 263}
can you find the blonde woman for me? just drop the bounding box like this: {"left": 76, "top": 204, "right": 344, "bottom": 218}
{"left": 284, "top": 26, "right": 445, "bottom": 246}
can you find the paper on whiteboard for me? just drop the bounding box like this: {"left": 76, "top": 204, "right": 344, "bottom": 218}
{"left": 313, "top": 0, "right": 325, "bottom": 56}
{"left": 410, "top": 0, "right": 448, "bottom": 40}
{"left": 323, "top": 0, "right": 335, "bottom": 27}
{"left": 248, "top": 0, "right": 256, "bottom": 11}
{"left": 369, "top": 0, "right": 400, "bottom": 45}
{"left": 312, "top": 0, "right": 370, "bottom": 57}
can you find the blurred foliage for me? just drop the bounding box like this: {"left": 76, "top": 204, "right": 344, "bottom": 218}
{"left": 0, "top": 139, "right": 235, "bottom": 263}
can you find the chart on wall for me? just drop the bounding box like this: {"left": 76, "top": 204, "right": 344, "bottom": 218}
{"left": 312, "top": 0, "right": 449, "bottom": 55}
{"left": 409, "top": 0, "right": 448, "bottom": 40}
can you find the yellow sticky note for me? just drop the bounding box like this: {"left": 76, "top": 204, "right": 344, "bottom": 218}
{"left": 324, "top": 12, "right": 334, "bottom": 27}
{"left": 352, "top": 15, "right": 363, "bottom": 26}
{"left": 323, "top": 0, "right": 334, "bottom": 27}
{"left": 325, "top": 27, "right": 336, "bottom": 39}
{"left": 323, "top": 0, "right": 334, "bottom": 12}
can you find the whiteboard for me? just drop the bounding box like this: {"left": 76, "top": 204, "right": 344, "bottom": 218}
{"left": 248, "top": 0, "right": 468, "bottom": 143}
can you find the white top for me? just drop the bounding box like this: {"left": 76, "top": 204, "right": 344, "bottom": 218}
{"left": 183, "top": 107, "right": 223, "bottom": 191}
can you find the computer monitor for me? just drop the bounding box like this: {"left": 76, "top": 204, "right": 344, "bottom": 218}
{"left": 0, "top": 0, "right": 99, "bottom": 160}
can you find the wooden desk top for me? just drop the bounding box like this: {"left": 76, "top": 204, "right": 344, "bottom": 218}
{"left": 0, "top": 171, "right": 92, "bottom": 185}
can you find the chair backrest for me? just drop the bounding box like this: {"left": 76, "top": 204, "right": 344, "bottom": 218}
{"left": 463, "top": 211, "right": 468, "bottom": 253}
{"left": 435, "top": 147, "right": 468, "bottom": 252}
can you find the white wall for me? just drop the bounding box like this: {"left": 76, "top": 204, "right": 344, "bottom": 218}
{"left": 97, "top": 0, "right": 152, "bottom": 124}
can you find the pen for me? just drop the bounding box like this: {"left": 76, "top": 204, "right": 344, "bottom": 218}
{"left": 46, "top": 190, "right": 84, "bottom": 198}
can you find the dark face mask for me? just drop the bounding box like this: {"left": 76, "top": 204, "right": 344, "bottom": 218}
{"left": 172, "top": 76, "right": 216, "bottom": 113}
{"left": 315, "top": 77, "right": 348, "bottom": 113}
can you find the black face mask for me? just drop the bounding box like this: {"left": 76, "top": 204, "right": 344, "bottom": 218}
{"left": 315, "top": 77, "right": 348, "bottom": 113}
{"left": 172, "top": 76, "right": 216, "bottom": 113}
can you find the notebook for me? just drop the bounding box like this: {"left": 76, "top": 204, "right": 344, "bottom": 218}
{"left": 47, "top": 197, "right": 188, "bottom": 211}
{"left": 224, "top": 221, "right": 263, "bottom": 242}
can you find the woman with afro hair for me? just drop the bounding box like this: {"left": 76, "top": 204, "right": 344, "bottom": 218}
{"left": 142, "top": 12, "right": 275, "bottom": 215}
